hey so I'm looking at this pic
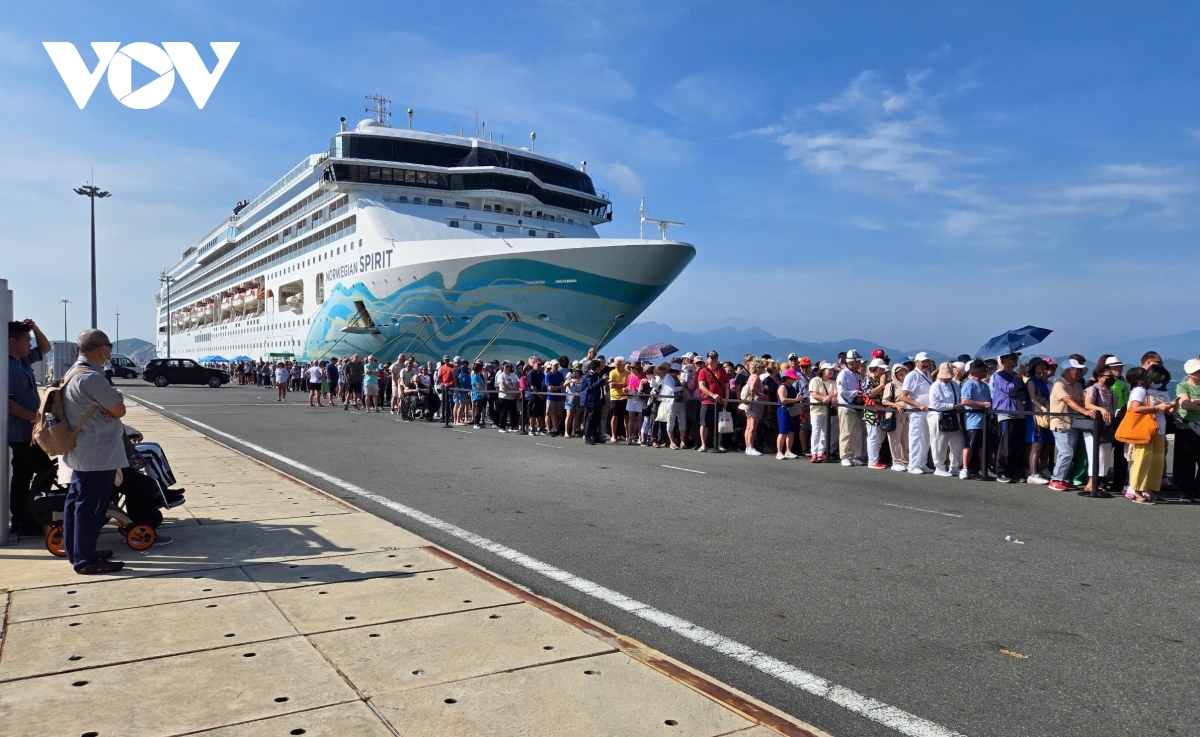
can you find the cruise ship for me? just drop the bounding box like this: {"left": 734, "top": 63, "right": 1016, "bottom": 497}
{"left": 155, "top": 97, "right": 695, "bottom": 365}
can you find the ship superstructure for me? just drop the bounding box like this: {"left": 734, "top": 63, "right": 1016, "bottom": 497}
{"left": 155, "top": 98, "right": 695, "bottom": 364}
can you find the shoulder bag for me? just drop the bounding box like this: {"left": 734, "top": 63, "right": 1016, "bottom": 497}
{"left": 1114, "top": 410, "right": 1156, "bottom": 446}
{"left": 937, "top": 383, "right": 961, "bottom": 433}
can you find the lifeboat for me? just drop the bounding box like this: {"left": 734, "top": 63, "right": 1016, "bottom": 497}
{"left": 220, "top": 296, "right": 233, "bottom": 318}
{"left": 285, "top": 293, "right": 304, "bottom": 312}
{"left": 232, "top": 292, "right": 245, "bottom": 312}
{"left": 244, "top": 289, "right": 260, "bottom": 311}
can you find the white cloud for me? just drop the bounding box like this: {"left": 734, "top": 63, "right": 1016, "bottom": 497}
{"left": 760, "top": 63, "right": 1199, "bottom": 247}
{"left": 657, "top": 73, "right": 760, "bottom": 123}
{"left": 595, "top": 162, "right": 643, "bottom": 196}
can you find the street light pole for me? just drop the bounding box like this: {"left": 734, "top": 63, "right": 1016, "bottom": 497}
{"left": 60, "top": 299, "right": 70, "bottom": 343}
{"left": 115, "top": 311, "right": 120, "bottom": 352}
{"left": 74, "top": 183, "right": 111, "bottom": 329}
{"left": 160, "top": 272, "right": 176, "bottom": 358}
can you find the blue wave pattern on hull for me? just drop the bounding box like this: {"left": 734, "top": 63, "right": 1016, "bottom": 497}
{"left": 303, "top": 258, "right": 665, "bottom": 363}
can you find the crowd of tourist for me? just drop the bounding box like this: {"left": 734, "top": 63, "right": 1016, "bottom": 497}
{"left": 213, "top": 346, "right": 1200, "bottom": 505}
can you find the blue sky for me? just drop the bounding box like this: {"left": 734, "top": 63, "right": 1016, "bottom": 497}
{"left": 2, "top": 1, "right": 1197, "bottom": 357}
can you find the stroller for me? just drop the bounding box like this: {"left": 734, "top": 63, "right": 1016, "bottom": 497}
{"left": 31, "top": 440, "right": 186, "bottom": 557}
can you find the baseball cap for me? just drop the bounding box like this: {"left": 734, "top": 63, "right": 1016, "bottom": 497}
{"left": 1044, "top": 357, "right": 1058, "bottom": 366}
{"left": 707, "top": 350, "right": 719, "bottom": 358}
{"left": 817, "top": 361, "right": 833, "bottom": 370}
{"left": 872, "top": 348, "right": 887, "bottom": 358}
{"left": 952, "top": 361, "right": 966, "bottom": 372}
{"left": 788, "top": 352, "right": 798, "bottom": 360}
{"left": 799, "top": 356, "right": 812, "bottom": 366}
{"left": 956, "top": 353, "right": 972, "bottom": 363}
{"left": 913, "top": 351, "right": 931, "bottom": 362}
{"left": 1066, "top": 358, "right": 1087, "bottom": 370}
{"left": 442, "top": 355, "right": 451, "bottom": 361}
{"left": 1185, "top": 358, "right": 1200, "bottom": 376}
{"left": 669, "top": 362, "right": 682, "bottom": 371}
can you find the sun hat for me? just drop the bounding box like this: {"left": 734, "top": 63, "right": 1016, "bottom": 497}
{"left": 868, "top": 357, "right": 888, "bottom": 369}
{"left": 1185, "top": 358, "right": 1200, "bottom": 376}
{"left": 1065, "top": 358, "right": 1087, "bottom": 370}
{"left": 1104, "top": 356, "right": 1125, "bottom": 367}
{"left": 952, "top": 361, "right": 966, "bottom": 372}
{"left": 783, "top": 368, "right": 799, "bottom": 380}
{"left": 968, "top": 359, "right": 989, "bottom": 374}
{"left": 845, "top": 349, "right": 862, "bottom": 361}
{"left": 956, "top": 353, "right": 972, "bottom": 363}
{"left": 817, "top": 361, "right": 833, "bottom": 370}
{"left": 936, "top": 362, "right": 954, "bottom": 380}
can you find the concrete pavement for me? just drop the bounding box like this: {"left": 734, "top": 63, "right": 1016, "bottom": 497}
{"left": 0, "top": 402, "right": 820, "bottom": 737}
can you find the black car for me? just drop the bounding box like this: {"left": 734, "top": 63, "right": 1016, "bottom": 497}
{"left": 108, "top": 355, "right": 140, "bottom": 379}
{"left": 142, "top": 358, "right": 230, "bottom": 388}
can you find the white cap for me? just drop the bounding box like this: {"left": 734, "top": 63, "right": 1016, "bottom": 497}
{"left": 913, "top": 351, "right": 931, "bottom": 362}
{"left": 669, "top": 362, "right": 682, "bottom": 371}
{"left": 1104, "top": 356, "right": 1124, "bottom": 367}
{"left": 1184, "top": 358, "right": 1200, "bottom": 376}
{"left": 952, "top": 361, "right": 965, "bottom": 371}
{"left": 868, "top": 358, "right": 888, "bottom": 369}
{"left": 818, "top": 361, "right": 834, "bottom": 370}
{"left": 1066, "top": 358, "right": 1088, "bottom": 370}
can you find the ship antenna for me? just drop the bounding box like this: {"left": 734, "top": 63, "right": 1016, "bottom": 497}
{"left": 637, "top": 197, "right": 649, "bottom": 239}
{"left": 407, "top": 108, "right": 413, "bottom": 129}
{"left": 365, "top": 94, "right": 392, "bottom": 125}
{"left": 530, "top": 131, "right": 536, "bottom": 151}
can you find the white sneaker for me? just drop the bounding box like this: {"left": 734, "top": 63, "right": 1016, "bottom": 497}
{"left": 908, "top": 467, "right": 926, "bottom": 475}
{"left": 1026, "top": 475, "right": 1050, "bottom": 485}
{"left": 745, "top": 448, "right": 762, "bottom": 456}
{"left": 841, "top": 459, "right": 853, "bottom": 467}
{"left": 784, "top": 452, "right": 799, "bottom": 459}
{"left": 776, "top": 452, "right": 786, "bottom": 460}
{"left": 892, "top": 464, "right": 907, "bottom": 472}
{"left": 934, "top": 469, "right": 953, "bottom": 477}
{"left": 959, "top": 469, "right": 970, "bottom": 480}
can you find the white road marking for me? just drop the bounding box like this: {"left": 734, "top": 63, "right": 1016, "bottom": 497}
{"left": 881, "top": 503, "right": 964, "bottom": 519}
{"left": 452, "top": 429, "right": 473, "bottom": 434}
{"left": 535, "top": 443, "right": 563, "bottom": 449}
{"left": 129, "top": 396, "right": 967, "bottom": 737}
{"left": 661, "top": 465, "right": 706, "bottom": 474}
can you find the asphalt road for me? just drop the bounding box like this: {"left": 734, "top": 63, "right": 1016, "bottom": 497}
{"left": 119, "top": 380, "right": 1199, "bottom": 737}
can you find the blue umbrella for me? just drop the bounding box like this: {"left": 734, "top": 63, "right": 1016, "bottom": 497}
{"left": 629, "top": 343, "right": 679, "bottom": 362}
{"left": 975, "top": 326, "right": 1053, "bottom": 359}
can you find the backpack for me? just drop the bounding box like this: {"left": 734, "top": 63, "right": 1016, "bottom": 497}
{"left": 32, "top": 364, "right": 98, "bottom": 456}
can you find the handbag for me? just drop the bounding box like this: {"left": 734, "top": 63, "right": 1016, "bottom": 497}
{"left": 1114, "top": 410, "right": 1156, "bottom": 446}
{"left": 936, "top": 382, "right": 960, "bottom": 432}
{"left": 877, "top": 411, "right": 897, "bottom": 433}
{"left": 717, "top": 410, "right": 734, "bottom": 434}
{"left": 787, "top": 402, "right": 804, "bottom": 417}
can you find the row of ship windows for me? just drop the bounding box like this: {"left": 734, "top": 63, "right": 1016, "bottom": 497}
{"left": 381, "top": 193, "right": 577, "bottom": 225}
{"left": 270, "top": 240, "right": 362, "bottom": 279}
{"left": 448, "top": 221, "right": 554, "bottom": 237}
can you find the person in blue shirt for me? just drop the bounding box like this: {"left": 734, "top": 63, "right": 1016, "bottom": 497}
{"left": 579, "top": 360, "right": 607, "bottom": 444}
{"left": 8, "top": 320, "right": 52, "bottom": 534}
{"left": 454, "top": 359, "right": 472, "bottom": 425}
{"left": 544, "top": 359, "right": 566, "bottom": 437}
{"left": 960, "top": 360, "right": 993, "bottom": 480}
{"left": 470, "top": 361, "right": 488, "bottom": 428}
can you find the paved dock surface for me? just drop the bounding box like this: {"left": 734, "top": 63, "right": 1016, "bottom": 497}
{"left": 0, "top": 401, "right": 815, "bottom": 737}
{"left": 86, "top": 382, "right": 1200, "bottom": 736}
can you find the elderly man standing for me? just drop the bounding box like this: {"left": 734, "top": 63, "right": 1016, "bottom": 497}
{"left": 899, "top": 352, "right": 936, "bottom": 474}
{"left": 836, "top": 350, "right": 866, "bottom": 467}
{"left": 8, "top": 319, "right": 53, "bottom": 534}
{"left": 990, "top": 352, "right": 1028, "bottom": 484}
{"left": 61, "top": 330, "right": 128, "bottom": 575}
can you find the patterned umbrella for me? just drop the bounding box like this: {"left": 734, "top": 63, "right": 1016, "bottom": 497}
{"left": 975, "top": 326, "right": 1053, "bottom": 359}
{"left": 629, "top": 343, "right": 679, "bottom": 362}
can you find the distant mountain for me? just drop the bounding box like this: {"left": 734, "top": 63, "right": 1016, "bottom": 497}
{"left": 114, "top": 338, "right": 152, "bottom": 355}
{"left": 1083, "top": 331, "right": 1200, "bottom": 363}
{"left": 603, "top": 322, "right": 952, "bottom": 364}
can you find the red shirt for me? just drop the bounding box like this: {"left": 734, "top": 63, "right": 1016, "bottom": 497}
{"left": 438, "top": 365, "right": 455, "bottom": 386}
{"left": 697, "top": 365, "right": 729, "bottom": 405}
